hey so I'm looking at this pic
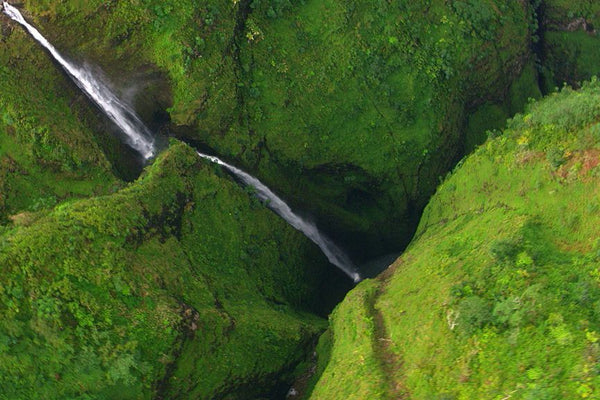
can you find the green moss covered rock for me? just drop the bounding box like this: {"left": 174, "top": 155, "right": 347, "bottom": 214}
{"left": 0, "top": 16, "right": 122, "bottom": 222}
{"left": 540, "top": 1, "right": 600, "bottom": 90}
{"left": 198, "top": 0, "right": 536, "bottom": 258}
{"left": 12, "top": 0, "right": 540, "bottom": 259}
{"left": 310, "top": 80, "right": 600, "bottom": 399}
{"left": 0, "top": 141, "right": 333, "bottom": 399}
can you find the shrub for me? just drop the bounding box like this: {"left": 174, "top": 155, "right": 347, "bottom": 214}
{"left": 456, "top": 296, "right": 492, "bottom": 335}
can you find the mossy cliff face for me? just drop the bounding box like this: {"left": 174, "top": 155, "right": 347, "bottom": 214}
{"left": 5, "top": 1, "right": 600, "bottom": 398}
{"left": 191, "top": 0, "right": 536, "bottom": 258}
{"left": 0, "top": 15, "right": 123, "bottom": 223}
{"left": 0, "top": 141, "right": 334, "bottom": 399}
{"left": 310, "top": 81, "right": 600, "bottom": 399}
{"left": 12, "top": 0, "right": 537, "bottom": 258}
{"left": 540, "top": 1, "right": 600, "bottom": 90}
{"left": 217, "top": 0, "right": 535, "bottom": 258}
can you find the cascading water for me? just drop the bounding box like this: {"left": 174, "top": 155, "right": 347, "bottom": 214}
{"left": 197, "top": 152, "right": 362, "bottom": 282}
{"left": 2, "top": 1, "right": 155, "bottom": 159}
{"left": 3, "top": 1, "right": 361, "bottom": 282}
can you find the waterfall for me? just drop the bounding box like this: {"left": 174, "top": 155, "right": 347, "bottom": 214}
{"left": 197, "top": 152, "right": 362, "bottom": 282}
{"left": 3, "top": 1, "right": 361, "bottom": 282}
{"left": 2, "top": 1, "right": 155, "bottom": 159}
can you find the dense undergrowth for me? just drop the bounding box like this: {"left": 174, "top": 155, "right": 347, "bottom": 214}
{"left": 196, "top": 0, "right": 537, "bottom": 258}
{"left": 311, "top": 80, "right": 600, "bottom": 399}
{"left": 11, "top": 0, "right": 541, "bottom": 260}
{"left": 2, "top": 0, "right": 600, "bottom": 398}
{"left": 541, "top": 1, "right": 600, "bottom": 91}
{"left": 0, "top": 142, "right": 336, "bottom": 399}
{"left": 0, "top": 20, "right": 122, "bottom": 223}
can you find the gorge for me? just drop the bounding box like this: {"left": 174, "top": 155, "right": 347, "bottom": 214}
{"left": 3, "top": 1, "right": 361, "bottom": 283}
{"left": 2, "top": 0, "right": 600, "bottom": 399}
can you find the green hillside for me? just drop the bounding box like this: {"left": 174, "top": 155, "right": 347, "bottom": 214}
{"left": 3, "top": 0, "right": 600, "bottom": 398}
{"left": 311, "top": 80, "right": 600, "bottom": 399}
{"left": 0, "top": 142, "right": 334, "bottom": 399}
{"left": 0, "top": 18, "right": 122, "bottom": 222}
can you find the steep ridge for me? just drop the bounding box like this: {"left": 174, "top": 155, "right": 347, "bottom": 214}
{"left": 0, "top": 141, "right": 336, "bottom": 399}
{"left": 196, "top": 151, "right": 361, "bottom": 282}
{"left": 3, "top": 2, "right": 360, "bottom": 283}
{"left": 311, "top": 80, "right": 600, "bottom": 398}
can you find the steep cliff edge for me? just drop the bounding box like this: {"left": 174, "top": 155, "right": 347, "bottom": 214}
{"left": 311, "top": 80, "right": 600, "bottom": 399}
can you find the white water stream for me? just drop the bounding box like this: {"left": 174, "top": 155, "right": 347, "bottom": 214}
{"left": 197, "top": 152, "right": 362, "bottom": 282}
{"left": 3, "top": 2, "right": 361, "bottom": 282}
{"left": 2, "top": 1, "right": 155, "bottom": 159}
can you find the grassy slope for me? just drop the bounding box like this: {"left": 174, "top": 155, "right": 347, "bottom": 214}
{"left": 0, "top": 17, "right": 120, "bottom": 222}
{"left": 0, "top": 141, "right": 332, "bottom": 399}
{"left": 311, "top": 81, "right": 600, "bottom": 399}
{"left": 17, "top": 0, "right": 536, "bottom": 259}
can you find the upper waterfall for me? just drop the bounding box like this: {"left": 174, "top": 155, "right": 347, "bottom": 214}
{"left": 2, "top": 1, "right": 155, "bottom": 159}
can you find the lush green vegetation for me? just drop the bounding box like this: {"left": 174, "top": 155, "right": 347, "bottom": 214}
{"left": 4, "top": 0, "right": 600, "bottom": 398}
{"left": 465, "top": 62, "right": 542, "bottom": 154}
{"left": 540, "top": 0, "right": 600, "bottom": 91}
{"left": 202, "top": 0, "right": 536, "bottom": 257}
{"left": 14, "top": 0, "right": 542, "bottom": 259}
{"left": 0, "top": 141, "right": 336, "bottom": 399}
{"left": 311, "top": 80, "right": 600, "bottom": 399}
{"left": 543, "top": 0, "right": 600, "bottom": 27}
{"left": 542, "top": 31, "right": 600, "bottom": 90}
{"left": 0, "top": 20, "right": 122, "bottom": 223}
